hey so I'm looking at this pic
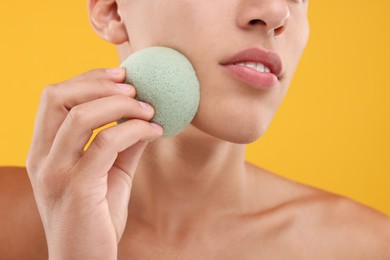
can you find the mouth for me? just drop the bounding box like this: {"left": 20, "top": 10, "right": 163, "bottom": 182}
{"left": 220, "top": 47, "right": 283, "bottom": 89}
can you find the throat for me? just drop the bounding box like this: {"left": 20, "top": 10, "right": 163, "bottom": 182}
{"left": 127, "top": 133, "right": 249, "bottom": 233}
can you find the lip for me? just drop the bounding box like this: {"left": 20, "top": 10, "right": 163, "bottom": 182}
{"left": 220, "top": 47, "right": 283, "bottom": 89}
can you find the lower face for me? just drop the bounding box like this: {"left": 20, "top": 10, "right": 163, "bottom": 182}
{"left": 118, "top": 0, "right": 310, "bottom": 144}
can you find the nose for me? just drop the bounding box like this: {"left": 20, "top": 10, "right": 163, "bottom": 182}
{"left": 237, "top": 0, "right": 290, "bottom": 37}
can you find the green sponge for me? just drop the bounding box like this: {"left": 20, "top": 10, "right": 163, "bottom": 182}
{"left": 119, "top": 47, "right": 200, "bottom": 138}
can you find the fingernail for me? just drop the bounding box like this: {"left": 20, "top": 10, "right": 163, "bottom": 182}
{"left": 151, "top": 123, "right": 163, "bottom": 132}
{"left": 107, "top": 68, "right": 124, "bottom": 75}
{"left": 116, "top": 83, "right": 133, "bottom": 91}
{"left": 138, "top": 101, "right": 152, "bottom": 111}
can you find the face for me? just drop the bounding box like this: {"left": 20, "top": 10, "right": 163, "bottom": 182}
{"left": 116, "top": 0, "right": 310, "bottom": 144}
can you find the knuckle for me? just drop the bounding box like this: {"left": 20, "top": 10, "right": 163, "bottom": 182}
{"left": 129, "top": 119, "right": 149, "bottom": 131}
{"left": 134, "top": 119, "right": 150, "bottom": 128}
{"left": 94, "top": 130, "right": 116, "bottom": 150}
{"left": 118, "top": 94, "right": 132, "bottom": 101}
{"left": 35, "top": 163, "right": 71, "bottom": 195}
{"left": 41, "top": 84, "right": 59, "bottom": 103}
{"left": 89, "top": 79, "right": 113, "bottom": 93}
{"left": 34, "top": 170, "right": 60, "bottom": 196}
{"left": 25, "top": 155, "right": 37, "bottom": 175}
{"left": 132, "top": 120, "right": 160, "bottom": 138}
{"left": 36, "top": 171, "right": 54, "bottom": 190}
{"left": 83, "top": 78, "right": 101, "bottom": 88}
{"left": 115, "top": 96, "right": 155, "bottom": 119}
{"left": 118, "top": 95, "right": 140, "bottom": 108}
{"left": 82, "top": 68, "right": 103, "bottom": 79}
{"left": 82, "top": 69, "right": 96, "bottom": 79}
{"left": 66, "top": 105, "right": 86, "bottom": 126}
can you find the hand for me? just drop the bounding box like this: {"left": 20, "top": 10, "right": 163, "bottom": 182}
{"left": 26, "top": 68, "right": 163, "bottom": 260}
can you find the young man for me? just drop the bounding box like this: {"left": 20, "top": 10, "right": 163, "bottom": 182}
{"left": 1, "top": 0, "right": 389, "bottom": 259}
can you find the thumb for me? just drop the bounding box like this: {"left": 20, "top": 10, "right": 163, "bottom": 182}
{"left": 106, "top": 140, "right": 148, "bottom": 242}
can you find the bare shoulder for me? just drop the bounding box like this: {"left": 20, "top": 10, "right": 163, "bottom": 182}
{"left": 292, "top": 192, "right": 390, "bottom": 259}
{"left": 246, "top": 163, "right": 390, "bottom": 259}
{"left": 0, "top": 167, "right": 47, "bottom": 259}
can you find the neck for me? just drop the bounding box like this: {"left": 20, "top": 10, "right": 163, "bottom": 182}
{"left": 128, "top": 124, "right": 250, "bottom": 235}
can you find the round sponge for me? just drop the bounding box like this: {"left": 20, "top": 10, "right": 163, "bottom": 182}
{"left": 119, "top": 47, "right": 200, "bottom": 138}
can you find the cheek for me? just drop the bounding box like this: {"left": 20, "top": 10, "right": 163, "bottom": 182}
{"left": 192, "top": 97, "right": 278, "bottom": 144}
{"left": 123, "top": 1, "right": 214, "bottom": 53}
{"left": 191, "top": 67, "right": 283, "bottom": 144}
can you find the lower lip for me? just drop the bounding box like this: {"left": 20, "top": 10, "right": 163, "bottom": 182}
{"left": 222, "top": 64, "right": 279, "bottom": 89}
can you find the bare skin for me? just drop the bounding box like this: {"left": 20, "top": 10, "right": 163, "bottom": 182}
{"left": 1, "top": 166, "right": 390, "bottom": 259}
{"left": 1, "top": 0, "right": 390, "bottom": 259}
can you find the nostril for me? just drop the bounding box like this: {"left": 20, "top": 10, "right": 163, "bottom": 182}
{"left": 274, "top": 25, "right": 285, "bottom": 36}
{"left": 249, "top": 19, "right": 266, "bottom": 26}
{"left": 248, "top": 19, "right": 286, "bottom": 36}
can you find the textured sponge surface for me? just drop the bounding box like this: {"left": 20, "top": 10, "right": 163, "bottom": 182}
{"left": 120, "top": 47, "right": 200, "bottom": 138}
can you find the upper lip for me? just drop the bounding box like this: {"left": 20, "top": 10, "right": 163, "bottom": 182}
{"left": 220, "top": 47, "right": 283, "bottom": 78}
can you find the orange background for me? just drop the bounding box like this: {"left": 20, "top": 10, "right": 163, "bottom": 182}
{"left": 1, "top": 1, "right": 389, "bottom": 215}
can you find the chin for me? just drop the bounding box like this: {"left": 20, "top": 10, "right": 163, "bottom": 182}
{"left": 189, "top": 111, "right": 271, "bottom": 145}
{"left": 216, "top": 123, "right": 269, "bottom": 144}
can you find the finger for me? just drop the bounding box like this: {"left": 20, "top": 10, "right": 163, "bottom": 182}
{"left": 46, "top": 96, "right": 155, "bottom": 171}
{"left": 27, "top": 70, "right": 134, "bottom": 166}
{"left": 72, "top": 119, "right": 163, "bottom": 180}
{"left": 113, "top": 140, "right": 150, "bottom": 181}
{"left": 61, "top": 81, "right": 135, "bottom": 111}
{"left": 106, "top": 141, "right": 148, "bottom": 242}
{"left": 66, "top": 67, "right": 126, "bottom": 84}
